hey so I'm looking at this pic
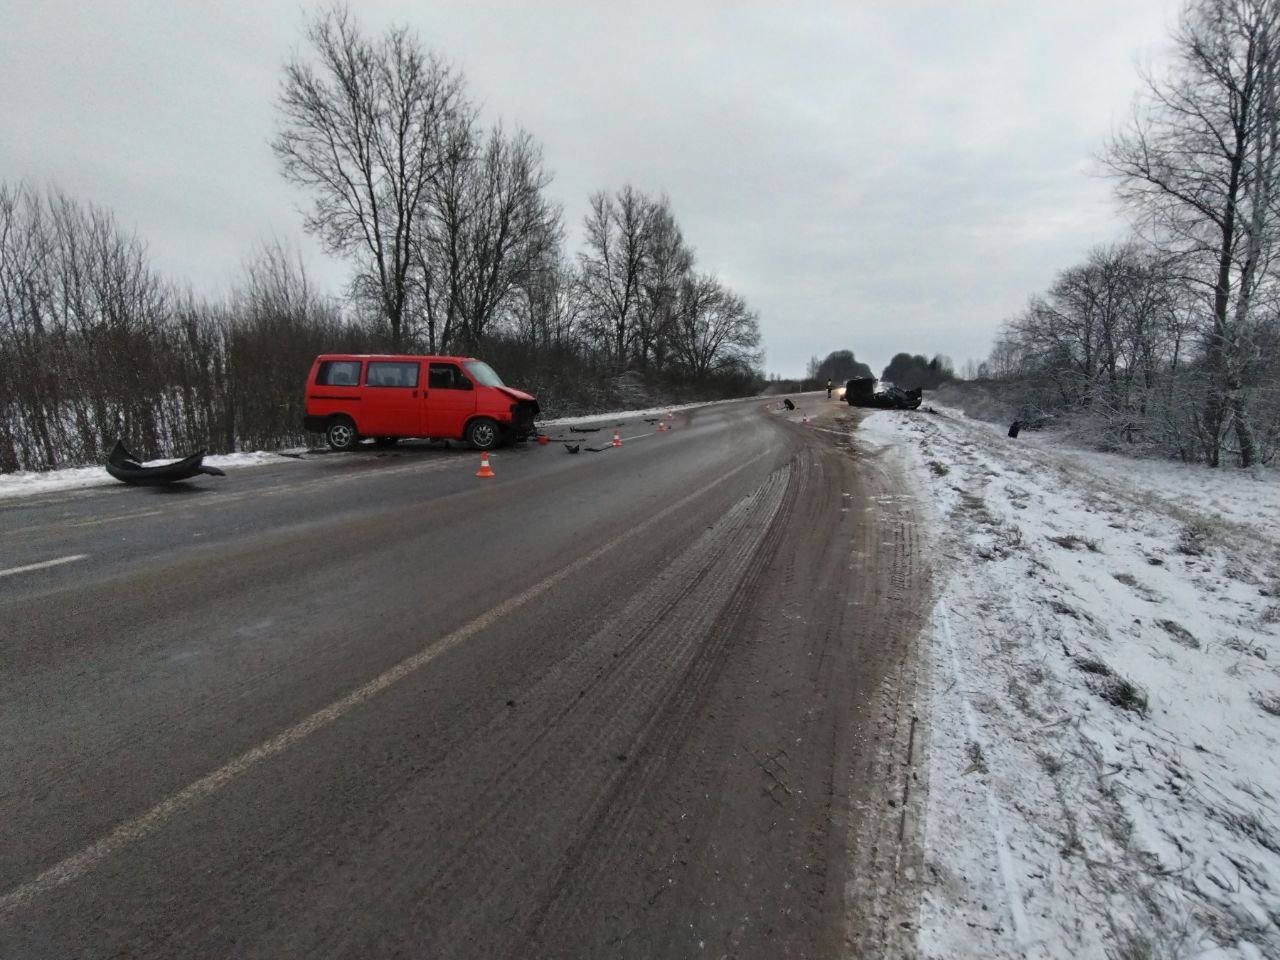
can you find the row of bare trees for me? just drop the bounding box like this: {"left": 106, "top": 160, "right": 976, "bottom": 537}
{"left": 273, "top": 5, "right": 760, "bottom": 374}
{"left": 0, "top": 183, "right": 373, "bottom": 471}
{"left": 987, "top": 0, "right": 1280, "bottom": 466}
{"left": 1, "top": 6, "right": 762, "bottom": 472}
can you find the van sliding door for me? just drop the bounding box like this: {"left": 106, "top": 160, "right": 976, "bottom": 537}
{"left": 362, "top": 361, "right": 423, "bottom": 437}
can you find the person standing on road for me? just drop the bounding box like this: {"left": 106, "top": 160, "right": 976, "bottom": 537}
{"left": 826, "top": 378, "right": 833, "bottom": 399}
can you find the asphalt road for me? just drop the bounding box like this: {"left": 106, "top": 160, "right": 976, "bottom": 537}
{"left": 0, "top": 394, "right": 929, "bottom": 959}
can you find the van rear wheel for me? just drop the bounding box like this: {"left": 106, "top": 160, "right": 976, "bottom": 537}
{"left": 466, "top": 417, "right": 500, "bottom": 451}
{"left": 326, "top": 416, "right": 359, "bottom": 451}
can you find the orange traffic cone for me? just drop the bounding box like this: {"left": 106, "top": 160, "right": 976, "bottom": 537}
{"left": 611, "top": 429, "right": 622, "bottom": 447}
{"left": 476, "top": 452, "right": 495, "bottom": 478}
{"left": 657, "top": 420, "right": 667, "bottom": 432}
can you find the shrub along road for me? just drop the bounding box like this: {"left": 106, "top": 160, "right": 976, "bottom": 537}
{"left": 0, "top": 395, "right": 929, "bottom": 958}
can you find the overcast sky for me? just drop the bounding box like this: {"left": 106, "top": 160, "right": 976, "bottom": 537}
{"left": 1, "top": 1, "right": 1182, "bottom": 377}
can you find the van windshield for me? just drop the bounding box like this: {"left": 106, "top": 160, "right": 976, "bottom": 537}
{"left": 463, "top": 361, "right": 505, "bottom": 387}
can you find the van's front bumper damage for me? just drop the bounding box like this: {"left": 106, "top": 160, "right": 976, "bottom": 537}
{"left": 508, "top": 400, "right": 540, "bottom": 440}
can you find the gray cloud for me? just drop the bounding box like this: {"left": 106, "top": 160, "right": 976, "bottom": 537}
{"left": 1, "top": 0, "right": 1178, "bottom": 376}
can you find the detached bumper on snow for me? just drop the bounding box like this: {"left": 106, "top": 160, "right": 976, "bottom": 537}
{"left": 104, "top": 439, "right": 226, "bottom": 486}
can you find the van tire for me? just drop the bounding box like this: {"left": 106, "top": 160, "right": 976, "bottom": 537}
{"left": 326, "top": 416, "right": 359, "bottom": 451}
{"left": 466, "top": 417, "right": 501, "bottom": 451}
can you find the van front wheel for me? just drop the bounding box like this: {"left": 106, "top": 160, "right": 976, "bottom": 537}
{"left": 326, "top": 416, "right": 359, "bottom": 451}
{"left": 466, "top": 418, "right": 500, "bottom": 451}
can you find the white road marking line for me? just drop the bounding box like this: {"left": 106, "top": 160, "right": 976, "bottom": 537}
{"left": 0, "top": 450, "right": 770, "bottom": 917}
{"left": 0, "top": 554, "right": 88, "bottom": 579}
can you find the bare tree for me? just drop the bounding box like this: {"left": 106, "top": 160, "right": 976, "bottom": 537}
{"left": 451, "top": 126, "right": 561, "bottom": 348}
{"left": 509, "top": 257, "right": 585, "bottom": 351}
{"left": 579, "top": 186, "right": 654, "bottom": 369}
{"left": 634, "top": 196, "right": 693, "bottom": 370}
{"left": 273, "top": 5, "right": 464, "bottom": 348}
{"left": 1106, "top": 0, "right": 1280, "bottom": 465}
{"left": 672, "top": 273, "right": 762, "bottom": 378}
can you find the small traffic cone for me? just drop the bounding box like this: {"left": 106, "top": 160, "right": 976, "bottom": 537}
{"left": 802, "top": 415, "right": 810, "bottom": 424}
{"left": 537, "top": 434, "right": 549, "bottom": 445}
{"left": 657, "top": 420, "right": 667, "bottom": 432}
{"left": 476, "top": 452, "right": 495, "bottom": 478}
{"left": 611, "top": 429, "right": 622, "bottom": 448}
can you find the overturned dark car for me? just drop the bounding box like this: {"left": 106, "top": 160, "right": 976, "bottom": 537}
{"left": 843, "top": 378, "right": 923, "bottom": 410}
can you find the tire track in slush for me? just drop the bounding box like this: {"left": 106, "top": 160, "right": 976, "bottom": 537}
{"left": 0, "top": 454, "right": 772, "bottom": 922}
{"left": 251, "top": 465, "right": 793, "bottom": 958}
{"left": 520, "top": 445, "right": 821, "bottom": 957}
{"left": 516, "top": 415, "right": 929, "bottom": 960}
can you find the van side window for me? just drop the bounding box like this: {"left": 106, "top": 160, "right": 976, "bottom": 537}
{"left": 316, "top": 360, "right": 362, "bottom": 386}
{"left": 428, "top": 363, "right": 470, "bottom": 390}
{"left": 366, "top": 361, "right": 420, "bottom": 388}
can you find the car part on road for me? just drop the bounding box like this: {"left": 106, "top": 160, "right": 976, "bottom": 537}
{"left": 104, "top": 440, "right": 226, "bottom": 486}
{"left": 325, "top": 416, "right": 359, "bottom": 451}
{"left": 564, "top": 443, "right": 580, "bottom": 454}
{"left": 568, "top": 426, "right": 601, "bottom": 433}
{"left": 375, "top": 437, "right": 398, "bottom": 448}
{"left": 843, "top": 377, "right": 923, "bottom": 410}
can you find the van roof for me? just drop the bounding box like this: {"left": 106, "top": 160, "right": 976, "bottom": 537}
{"left": 315, "top": 354, "right": 479, "bottom": 362}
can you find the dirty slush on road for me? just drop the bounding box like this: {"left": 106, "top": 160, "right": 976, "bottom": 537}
{"left": 0, "top": 402, "right": 934, "bottom": 959}
{"left": 497, "top": 405, "right": 934, "bottom": 959}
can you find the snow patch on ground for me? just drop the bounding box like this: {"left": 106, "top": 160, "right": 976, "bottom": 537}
{"left": 536, "top": 401, "right": 712, "bottom": 429}
{"left": 0, "top": 450, "right": 299, "bottom": 501}
{"left": 861, "top": 408, "right": 1280, "bottom": 959}
{"left": 0, "top": 400, "right": 720, "bottom": 500}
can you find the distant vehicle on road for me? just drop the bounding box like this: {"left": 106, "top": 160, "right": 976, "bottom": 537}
{"left": 843, "top": 377, "right": 923, "bottom": 410}
{"left": 304, "top": 354, "right": 540, "bottom": 451}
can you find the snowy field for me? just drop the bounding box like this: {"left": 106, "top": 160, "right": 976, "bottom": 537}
{"left": 861, "top": 408, "right": 1280, "bottom": 958}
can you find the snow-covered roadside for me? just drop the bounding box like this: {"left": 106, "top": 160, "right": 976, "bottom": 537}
{"left": 536, "top": 400, "right": 711, "bottom": 428}
{"left": 860, "top": 408, "right": 1280, "bottom": 958}
{"left": 0, "top": 400, "right": 726, "bottom": 501}
{"left": 0, "top": 450, "right": 296, "bottom": 501}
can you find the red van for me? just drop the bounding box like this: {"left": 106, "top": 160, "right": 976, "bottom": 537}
{"left": 303, "top": 354, "right": 540, "bottom": 451}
